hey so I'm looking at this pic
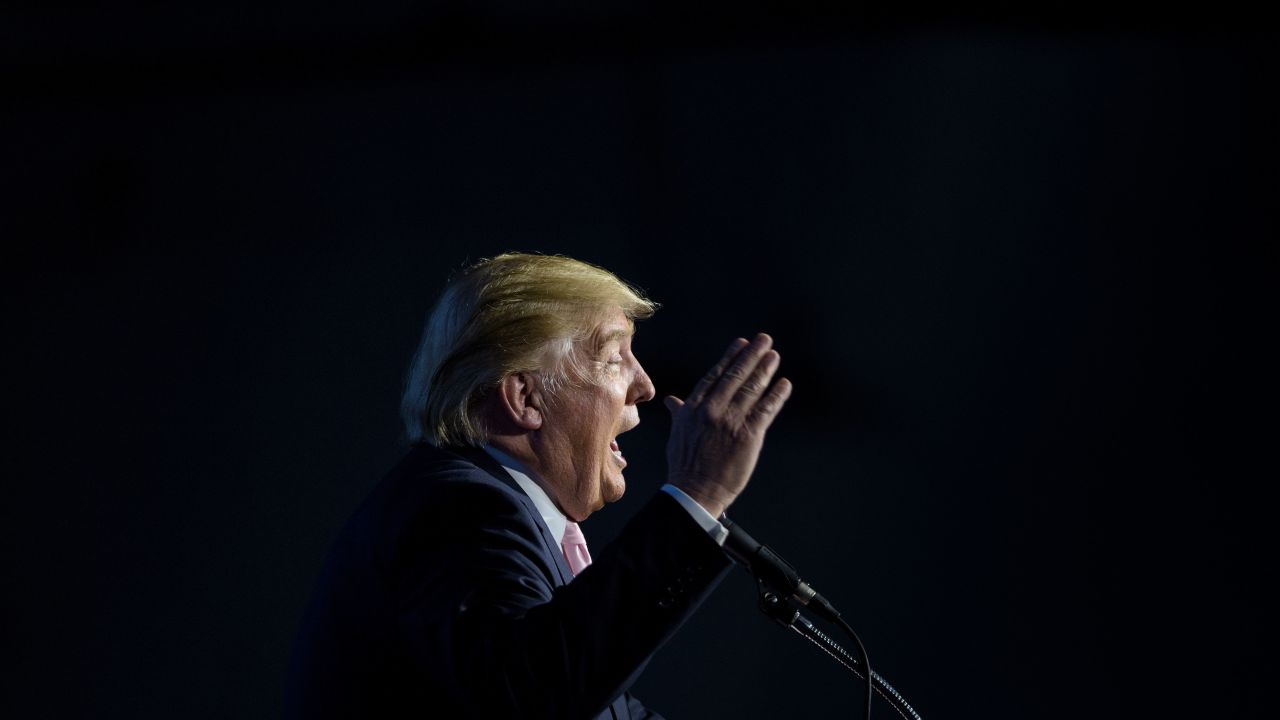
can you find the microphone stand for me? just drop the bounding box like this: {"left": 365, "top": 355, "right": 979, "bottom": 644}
{"left": 724, "top": 517, "right": 925, "bottom": 720}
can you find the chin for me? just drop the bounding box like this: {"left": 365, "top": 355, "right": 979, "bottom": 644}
{"left": 601, "top": 474, "right": 626, "bottom": 505}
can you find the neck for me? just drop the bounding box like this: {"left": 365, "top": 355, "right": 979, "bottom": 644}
{"left": 487, "top": 432, "right": 571, "bottom": 517}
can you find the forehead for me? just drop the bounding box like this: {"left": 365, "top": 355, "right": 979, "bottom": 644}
{"left": 588, "top": 308, "right": 635, "bottom": 349}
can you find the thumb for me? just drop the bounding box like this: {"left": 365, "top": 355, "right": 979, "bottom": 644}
{"left": 663, "top": 395, "right": 684, "bottom": 415}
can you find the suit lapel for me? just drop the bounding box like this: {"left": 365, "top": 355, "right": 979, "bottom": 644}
{"left": 446, "top": 445, "right": 575, "bottom": 587}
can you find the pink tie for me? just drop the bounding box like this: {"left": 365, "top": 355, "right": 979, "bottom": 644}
{"left": 561, "top": 521, "right": 592, "bottom": 576}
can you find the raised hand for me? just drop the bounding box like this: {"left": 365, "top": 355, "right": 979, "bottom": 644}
{"left": 664, "top": 333, "right": 793, "bottom": 518}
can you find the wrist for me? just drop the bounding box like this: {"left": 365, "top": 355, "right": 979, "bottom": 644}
{"left": 671, "top": 483, "right": 730, "bottom": 519}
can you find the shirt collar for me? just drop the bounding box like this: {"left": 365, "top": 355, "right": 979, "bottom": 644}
{"left": 481, "top": 445, "right": 568, "bottom": 545}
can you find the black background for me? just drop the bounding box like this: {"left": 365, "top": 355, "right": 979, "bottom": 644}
{"left": 4, "top": 4, "right": 1275, "bottom": 718}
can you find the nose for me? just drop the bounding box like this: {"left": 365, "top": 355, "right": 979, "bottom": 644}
{"left": 629, "top": 361, "right": 656, "bottom": 405}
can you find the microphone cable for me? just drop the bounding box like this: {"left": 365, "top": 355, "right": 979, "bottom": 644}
{"left": 838, "top": 614, "right": 873, "bottom": 720}
{"left": 793, "top": 613, "right": 923, "bottom": 720}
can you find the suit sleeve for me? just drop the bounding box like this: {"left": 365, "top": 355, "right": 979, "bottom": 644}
{"left": 625, "top": 691, "right": 666, "bottom": 720}
{"left": 390, "top": 482, "right": 731, "bottom": 719}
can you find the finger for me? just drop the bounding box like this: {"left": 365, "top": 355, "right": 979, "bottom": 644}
{"left": 746, "top": 377, "right": 793, "bottom": 430}
{"left": 664, "top": 395, "right": 684, "bottom": 415}
{"left": 687, "top": 337, "right": 749, "bottom": 405}
{"left": 727, "top": 348, "right": 780, "bottom": 413}
{"left": 704, "top": 333, "right": 773, "bottom": 409}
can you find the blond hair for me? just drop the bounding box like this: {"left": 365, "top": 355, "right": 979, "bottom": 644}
{"left": 401, "top": 253, "right": 657, "bottom": 447}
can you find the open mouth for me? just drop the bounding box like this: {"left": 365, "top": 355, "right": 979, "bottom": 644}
{"left": 608, "top": 438, "right": 626, "bottom": 467}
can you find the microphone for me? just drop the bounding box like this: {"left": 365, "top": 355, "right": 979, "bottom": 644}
{"left": 720, "top": 516, "right": 904, "bottom": 720}
{"left": 719, "top": 516, "right": 841, "bottom": 622}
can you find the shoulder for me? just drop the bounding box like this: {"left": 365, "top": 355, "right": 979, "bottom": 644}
{"left": 326, "top": 444, "right": 541, "bottom": 571}
{"left": 365, "top": 445, "right": 566, "bottom": 604}
{"left": 392, "top": 444, "right": 515, "bottom": 497}
{"left": 370, "top": 443, "right": 533, "bottom": 529}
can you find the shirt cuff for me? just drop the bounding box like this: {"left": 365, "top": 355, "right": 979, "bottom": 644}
{"left": 661, "top": 484, "right": 729, "bottom": 546}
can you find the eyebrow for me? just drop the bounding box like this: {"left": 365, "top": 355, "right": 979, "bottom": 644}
{"left": 600, "top": 328, "right": 632, "bottom": 344}
{"left": 592, "top": 323, "right": 635, "bottom": 354}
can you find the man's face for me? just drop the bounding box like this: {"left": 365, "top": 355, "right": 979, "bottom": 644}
{"left": 535, "top": 307, "right": 655, "bottom": 521}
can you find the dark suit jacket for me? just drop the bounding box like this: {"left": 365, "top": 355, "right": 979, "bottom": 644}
{"left": 286, "top": 442, "right": 732, "bottom": 719}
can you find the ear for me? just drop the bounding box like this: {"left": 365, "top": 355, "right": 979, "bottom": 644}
{"left": 496, "top": 372, "right": 543, "bottom": 431}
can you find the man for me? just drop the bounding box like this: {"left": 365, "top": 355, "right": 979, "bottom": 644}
{"left": 286, "top": 253, "right": 792, "bottom": 718}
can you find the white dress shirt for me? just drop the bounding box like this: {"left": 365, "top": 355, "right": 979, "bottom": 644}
{"left": 482, "top": 445, "right": 728, "bottom": 546}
